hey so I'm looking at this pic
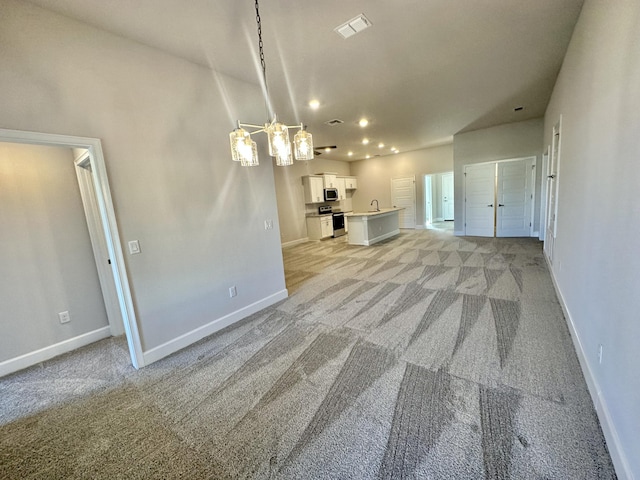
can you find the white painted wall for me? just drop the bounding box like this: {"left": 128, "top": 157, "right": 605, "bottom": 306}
{"left": 350, "top": 144, "right": 453, "bottom": 227}
{"left": 0, "top": 0, "right": 286, "bottom": 361}
{"left": 0, "top": 143, "right": 109, "bottom": 362}
{"left": 453, "top": 119, "right": 543, "bottom": 234}
{"left": 543, "top": 1, "right": 640, "bottom": 476}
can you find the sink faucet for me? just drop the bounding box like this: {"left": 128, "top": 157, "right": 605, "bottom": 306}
{"left": 371, "top": 199, "right": 380, "bottom": 211}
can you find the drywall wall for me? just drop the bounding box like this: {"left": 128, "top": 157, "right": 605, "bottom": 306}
{"left": 0, "top": 0, "right": 286, "bottom": 361}
{"left": 273, "top": 157, "right": 351, "bottom": 245}
{"left": 543, "top": 0, "right": 639, "bottom": 476}
{"left": 349, "top": 144, "right": 453, "bottom": 227}
{"left": 453, "top": 119, "right": 543, "bottom": 234}
{"left": 0, "top": 142, "right": 109, "bottom": 362}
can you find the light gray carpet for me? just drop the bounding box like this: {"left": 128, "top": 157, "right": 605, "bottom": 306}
{"left": 0, "top": 227, "right": 617, "bottom": 479}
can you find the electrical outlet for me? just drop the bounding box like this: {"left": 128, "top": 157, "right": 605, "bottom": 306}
{"left": 58, "top": 311, "right": 71, "bottom": 324}
{"left": 128, "top": 240, "right": 141, "bottom": 255}
{"left": 264, "top": 219, "right": 273, "bottom": 230}
{"left": 598, "top": 344, "right": 603, "bottom": 364}
{"left": 229, "top": 286, "right": 237, "bottom": 298}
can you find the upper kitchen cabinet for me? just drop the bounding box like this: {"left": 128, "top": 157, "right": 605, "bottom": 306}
{"left": 336, "top": 177, "right": 346, "bottom": 201}
{"left": 344, "top": 176, "right": 358, "bottom": 190}
{"left": 302, "top": 175, "right": 324, "bottom": 203}
{"left": 321, "top": 173, "right": 337, "bottom": 189}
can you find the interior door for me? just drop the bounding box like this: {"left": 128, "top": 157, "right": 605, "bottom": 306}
{"left": 391, "top": 176, "right": 416, "bottom": 228}
{"left": 424, "top": 175, "right": 433, "bottom": 225}
{"left": 496, "top": 158, "right": 533, "bottom": 237}
{"left": 441, "top": 173, "right": 454, "bottom": 220}
{"left": 545, "top": 122, "right": 561, "bottom": 261}
{"left": 464, "top": 163, "right": 495, "bottom": 237}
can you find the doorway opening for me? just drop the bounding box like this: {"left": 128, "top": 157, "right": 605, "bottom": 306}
{"left": 0, "top": 128, "right": 143, "bottom": 373}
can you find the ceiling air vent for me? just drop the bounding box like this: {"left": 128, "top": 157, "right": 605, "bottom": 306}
{"left": 334, "top": 14, "right": 372, "bottom": 39}
{"left": 324, "top": 119, "right": 344, "bottom": 126}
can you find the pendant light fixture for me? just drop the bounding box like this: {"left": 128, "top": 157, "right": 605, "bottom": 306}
{"left": 230, "top": 0, "right": 314, "bottom": 167}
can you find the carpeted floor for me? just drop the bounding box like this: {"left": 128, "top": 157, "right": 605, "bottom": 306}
{"left": 0, "top": 226, "right": 617, "bottom": 479}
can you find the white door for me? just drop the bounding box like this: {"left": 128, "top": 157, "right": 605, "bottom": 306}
{"left": 464, "top": 163, "right": 496, "bottom": 237}
{"left": 442, "top": 173, "right": 454, "bottom": 220}
{"left": 424, "top": 175, "right": 433, "bottom": 225}
{"left": 75, "top": 156, "right": 125, "bottom": 336}
{"left": 544, "top": 121, "right": 561, "bottom": 261}
{"left": 391, "top": 176, "right": 416, "bottom": 229}
{"left": 539, "top": 147, "right": 549, "bottom": 241}
{"left": 496, "top": 158, "right": 533, "bottom": 237}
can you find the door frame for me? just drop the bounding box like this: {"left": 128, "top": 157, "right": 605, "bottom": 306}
{"left": 539, "top": 145, "right": 550, "bottom": 241}
{"left": 544, "top": 116, "right": 562, "bottom": 262}
{"left": 424, "top": 175, "right": 433, "bottom": 226}
{"left": 0, "top": 128, "right": 144, "bottom": 369}
{"left": 462, "top": 156, "right": 537, "bottom": 237}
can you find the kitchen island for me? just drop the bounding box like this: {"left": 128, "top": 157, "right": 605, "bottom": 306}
{"left": 344, "top": 208, "right": 403, "bottom": 246}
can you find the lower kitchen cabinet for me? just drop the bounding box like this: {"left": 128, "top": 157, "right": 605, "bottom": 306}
{"left": 306, "top": 215, "right": 333, "bottom": 240}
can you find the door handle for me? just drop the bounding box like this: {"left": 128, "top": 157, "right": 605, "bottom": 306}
{"left": 498, "top": 204, "right": 505, "bottom": 207}
{"left": 547, "top": 174, "right": 556, "bottom": 179}
{"left": 487, "top": 204, "right": 493, "bottom": 207}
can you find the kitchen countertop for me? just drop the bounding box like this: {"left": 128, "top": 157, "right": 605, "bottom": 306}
{"left": 345, "top": 207, "right": 403, "bottom": 217}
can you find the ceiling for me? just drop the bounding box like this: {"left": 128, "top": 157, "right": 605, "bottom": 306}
{"left": 26, "top": 0, "right": 584, "bottom": 162}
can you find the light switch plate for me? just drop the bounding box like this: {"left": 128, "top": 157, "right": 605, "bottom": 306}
{"left": 128, "top": 240, "right": 141, "bottom": 255}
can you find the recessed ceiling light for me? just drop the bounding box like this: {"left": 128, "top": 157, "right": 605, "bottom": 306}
{"left": 359, "top": 118, "right": 369, "bottom": 127}
{"left": 324, "top": 147, "right": 331, "bottom": 153}
{"left": 348, "top": 151, "right": 353, "bottom": 156}
{"left": 366, "top": 155, "right": 371, "bottom": 159}
{"left": 378, "top": 143, "right": 384, "bottom": 148}
{"left": 362, "top": 138, "right": 369, "bottom": 145}
{"left": 309, "top": 99, "right": 320, "bottom": 109}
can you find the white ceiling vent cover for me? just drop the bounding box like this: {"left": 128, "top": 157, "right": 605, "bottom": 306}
{"left": 334, "top": 14, "right": 372, "bottom": 39}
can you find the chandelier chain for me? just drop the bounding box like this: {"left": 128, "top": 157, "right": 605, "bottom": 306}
{"left": 255, "top": 0, "right": 267, "bottom": 91}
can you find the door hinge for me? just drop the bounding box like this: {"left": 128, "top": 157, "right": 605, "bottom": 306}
{"left": 108, "top": 259, "right": 111, "bottom": 264}
{"left": 529, "top": 222, "right": 532, "bottom": 227}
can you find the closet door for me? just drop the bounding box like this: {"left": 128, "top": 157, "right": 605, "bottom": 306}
{"left": 496, "top": 158, "right": 533, "bottom": 237}
{"left": 464, "top": 163, "right": 496, "bottom": 237}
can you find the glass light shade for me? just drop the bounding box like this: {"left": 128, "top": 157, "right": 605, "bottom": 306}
{"left": 275, "top": 142, "right": 293, "bottom": 166}
{"left": 239, "top": 138, "right": 259, "bottom": 166}
{"left": 294, "top": 129, "right": 314, "bottom": 160}
{"left": 229, "top": 128, "right": 250, "bottom": 161}
{"left": 267, "top": 122, "right": 290, "bottom": 157}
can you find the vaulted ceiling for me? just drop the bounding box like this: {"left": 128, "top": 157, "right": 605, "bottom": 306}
{"left": 27, "top": 0, "right": 584, "bottom": 161}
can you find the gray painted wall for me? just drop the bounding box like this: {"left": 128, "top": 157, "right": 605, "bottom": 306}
{"left": 543, "top": 0, "right": 640, "bottom": 475}
{"left": 350, "top": 144, "right": 453, "bottom": 227}
{"left": 0, "top": 0, "right": 286, "bottom": 354}
{"left": 453, "top": 118, "right": 544, "bottom": 234}
{"left": 0, "top": 143, "right": 109, "bottom": 362}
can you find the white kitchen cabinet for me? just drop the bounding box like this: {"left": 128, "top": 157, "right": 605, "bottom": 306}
{"left": 322, "top": 174, "right": 337, "bottom": 189}
{"left": 344, "top": 176, "right": 358, "bottom": 190}
{"left": 336, "top": 177, "right": 346, "bottom": 200}
{"left": 302, "top": 175, "right": 324, "bottom": 203}
{"left": 306, "top": 215, "right": 333, "bottom": 240}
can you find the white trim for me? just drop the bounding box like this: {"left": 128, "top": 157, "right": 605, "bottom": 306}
{"left": 454, "top": 230, "right": 465, "bottom": 236}
{"left": 0, "top": 128, "right": 144, "bottom": 369}
{"left": 434, "top": 217, "right": 444, "bottom": 222}
{"left": 415, "top": 224, "right": 426, "bottom": 230}
{"left": 142, "top": 289, "right": 289, "bottom": 365}
{"left": 282, "top": 237, "right": 309, "bottom": 248}
{"left": 0, "top": 327, "right": 111, "bottom": 377}
{"left": 545, "top": 255, "right": 632, "bottom": 480}
{"left": 532, "top": 230, "right": 539, "bottom": 238}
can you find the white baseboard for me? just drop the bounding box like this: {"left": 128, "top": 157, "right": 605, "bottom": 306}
{"left": 454, "top": 230, "right": 465, "bottom": 236}
{"left": 0, "top": 326, "right": 111, "bottom": 377}
{"left": 363, "top": 229, "right": 400, "bottom": 246}
{"left": 532, "top": 230, "right": 540, "bottom": 238}
{"left": 142, "top": 289, "right": 289, "bottom": 365}
{"left": 545, "top": 255, "right": 632, "bottom": 480}
{"left": 415, "top": 224, "right": 426, "bottom": 230}
{"left": 282, "top": 237, "right": 309, "bottom": 248}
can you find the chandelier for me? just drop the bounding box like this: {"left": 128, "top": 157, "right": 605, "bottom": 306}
{"left": 229, "top": 0, "right": 314, "bottom": 167}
